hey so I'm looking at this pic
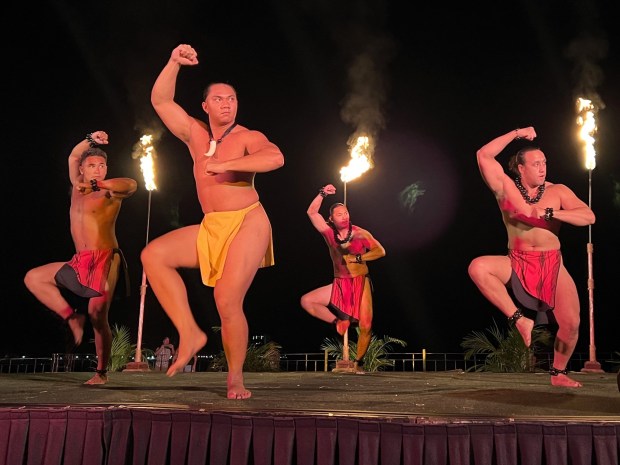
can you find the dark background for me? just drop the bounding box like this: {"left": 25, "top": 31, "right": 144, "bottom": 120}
{"left": 5, "top": 1, "right": 619, "bottom": 359}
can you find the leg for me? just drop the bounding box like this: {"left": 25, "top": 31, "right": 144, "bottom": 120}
{"left": 214, "top": 206, "right": 272, "bottom": 399}
{"left": 141, "top": 226, "right": 207, "bottom": 376}
{"left": 468, "top": 255, "right": 534, "bottom": 347}
{"left": 354, "top": 279, "right": 373, "bottom": 374}
{"left": 24, "top": 262, "right": 86, "bottom": 346}
{"left": 549, "top": 265, "right": 582, "bottom": 388}
{"left": 83, "top": 254, "right": 121, "bottom": 386}
{"left": 300, "top": 284, "right": 349, "bottom": 335}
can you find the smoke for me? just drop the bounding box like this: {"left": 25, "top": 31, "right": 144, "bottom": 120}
{"left": 340, "top": 35, "right": 395, "bottom": 150}
{"left": 332, "top": 2, "right": 396, "bottom": 154}
{"left": 565, "top": 2, "right": 608, "bottom": 110}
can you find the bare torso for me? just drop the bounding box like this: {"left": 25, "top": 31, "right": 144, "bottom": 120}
{"left": 500, "top": 179, "right": 562, "bottom": 251}
{"left": 323, "top": 226, "right": 371, "bottom": 278}
{"left": 188, "top": 121, "right": 259, "bottom": 213}
{"left": 69, "top": 189, "right": 121, "bottom": 252}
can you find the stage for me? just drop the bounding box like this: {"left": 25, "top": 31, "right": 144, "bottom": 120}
{"left": 1, "top": 371, "right": 619, "bottom": 464}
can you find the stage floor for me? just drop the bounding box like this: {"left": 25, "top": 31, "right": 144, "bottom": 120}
{"left": 1, "top": 371, "right": 618, "bottom": 422}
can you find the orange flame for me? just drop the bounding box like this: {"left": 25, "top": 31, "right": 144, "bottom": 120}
{"left": 138, "top": 134, "right": 157, "bottom": 191}
{"left": 340, "top": 135, "right": 373, "bottom": 183}
{"left": 576, "top": 98, "right": 597, "bottom": 170}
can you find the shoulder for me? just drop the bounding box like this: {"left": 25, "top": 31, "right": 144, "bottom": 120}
{"left": 546, "top": 182, "right": 575, "bottom": 196}
{"left": 352, "top": 226, "right": 373, "bottom": 239}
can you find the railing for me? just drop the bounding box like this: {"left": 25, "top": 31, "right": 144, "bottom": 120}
{"left": 1, "top": 352, "right": 618, "bottom": 374}
{"left": 0, "top": 357, "right": 53, "bottom": 374}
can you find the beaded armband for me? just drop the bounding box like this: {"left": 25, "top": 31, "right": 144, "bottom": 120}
{"left": 85, "top": 133, "right": 99, "bottom": 148}
{"left": 544, "top": 207, "right": 554, "bottom": 221}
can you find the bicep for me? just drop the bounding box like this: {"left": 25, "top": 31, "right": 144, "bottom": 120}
{"left": 477, "top": 153, "right": 506, "bottom": 195}
{"left": 153, "top": 102, "right": 194, "bottom": 142}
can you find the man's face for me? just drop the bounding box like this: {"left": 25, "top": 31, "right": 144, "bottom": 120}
{"left": 202, "top": 84, "right": 238, "bottom": 124}
{"left": 80, "top": 156, "right": 108, "bottom": 182}
{"left": 330, "top": 205, "right": 350, "bottom": 229}
{"left": 520, "top": 149, "right": 546, "bottom": 187}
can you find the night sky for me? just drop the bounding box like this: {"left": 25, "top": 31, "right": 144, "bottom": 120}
{"left": 6, "top": 1, "right": 619, "bottom": 361}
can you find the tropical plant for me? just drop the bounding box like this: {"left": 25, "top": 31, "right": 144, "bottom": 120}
{"left": 103, "top": 324, "right": 154, "bottom": 372}
{"left": 461, "top": 320, "right": 553, "bottom": 373}
{"left": 209, "top": 341, "right": 282, "bottom": 372}
{"left": 320, "top": 328, "right": 407, "bottom": 372}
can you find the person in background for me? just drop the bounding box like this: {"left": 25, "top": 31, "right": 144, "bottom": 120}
{"left": 155, "top": 336, "right": 176, "bottom": 371}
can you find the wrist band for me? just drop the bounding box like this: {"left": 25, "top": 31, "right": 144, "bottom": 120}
{"left": 90, "top": 179, "right": 100, "bottom": 192}
{"left": 544, "top": 207, "right": 554, "bottom": 221}
{"left": 355, "top": 254, "right": 363, "bottom": 264}
{"left": 85, "top": 133, "right": 98, "bottom": 148}
{"left": 514, "top": 128, "right": 521, "bottom": 140}
{"left": 319, "top": 188, "right": 327, "bottom": 198}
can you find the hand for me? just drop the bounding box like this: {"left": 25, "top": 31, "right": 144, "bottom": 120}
{"left": 322, "top": 184, "right": 336, "bottom": 195}
{"left": 172, "top": 44, "right": 199, "bottom": 66}
{"left": 89, "top": 131, "right": 109, "bottom": 146}
{"left": 516, "top": 126, "right": 536, "bottom": 141}
{"left": 75, "top": 181, "right": 94, "bottom": 194}
{"left": 204, "top": 158, "right": 228, "bottom": 176}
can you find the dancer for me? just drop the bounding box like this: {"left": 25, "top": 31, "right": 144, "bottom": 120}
{"left": 468, "top": 126, "right": 595, "bottom": 387}
{"left": 143, "top": 44, "right": 284, "bottom": 399}
{"left": 24, "top": 131, "right": 137, "bottom": 385}
{"left": 300, "top": 184, "right": 386, "bottom": 372}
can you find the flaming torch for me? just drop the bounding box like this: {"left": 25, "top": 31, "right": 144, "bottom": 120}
{"left": 125, "top": 134, "right": 157, "bottom": 372}
{"left": 340, "top": 135, "right": 373, "bottom": 205}
{"left": 576, "top": 98, "right": 603, "bottom": 373}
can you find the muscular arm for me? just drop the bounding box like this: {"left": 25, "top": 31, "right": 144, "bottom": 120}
{"left": 96, "top": 178, "right": 138, "bottom": 199}
{"left": 68, "top": 139, "right": 91, "bottom": 187}
{"left": 151, "top": 45, "right": 198, "bottom": 143}
{"left": 356, "top": 230, "right": 386, "bottom": 262}
{"left": 208, "top": 130, "right": 284, "bottom": 174}
{"left": 547, "top": 184, "right": 595, "bottom": 226}
{"left": 307, "top": 184, "right": 335, "bottom": 233}
{"left": 476, "top": 127, "right": 536, "bottom": 196}
{"left": 68, "top": 131, "right": 109, "bottom": 187}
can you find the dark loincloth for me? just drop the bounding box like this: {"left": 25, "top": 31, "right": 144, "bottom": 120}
{"left": 509, "top": 249, "right": 561, "bottom": 324}
{"left": 55, "top": 248, "right": 130, "bottom": 299}
{"left": 327, "top": 275, "right": 370, "bottom": 324}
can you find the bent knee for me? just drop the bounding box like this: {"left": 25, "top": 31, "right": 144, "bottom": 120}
{"left": 300, "top": 294, "right": 313, "bottom": 310}
{"left": 467, "top": 258, "right": 486, "bottom": 280}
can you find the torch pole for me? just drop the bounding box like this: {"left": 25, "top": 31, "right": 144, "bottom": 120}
{"left": 343, "top": 182, "right": 347, "bottom": 206}
{"left": 125, "top": 189, "right": 153, "bottom": 371}
{"left": 582, "top": 168, "right": 603, "bottom": 372}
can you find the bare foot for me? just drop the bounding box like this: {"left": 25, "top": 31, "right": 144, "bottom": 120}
{"left": 551, "top": 373, "right": 583, "bottom": 388}
{"left": 335, "top": 319, "right": 350, "bottom": 336}
{"left": 354, "top": 362, "right": 365, "bottom": 374}
{"left": 67, "top": 314, "right": 86, "bottom": 346}
{"left": 515, "top": 317, "right": 534, "bottom": 347}
{"left": 84, "top": 372, "right": 108, "bottom": 385}
{"left": 167, "top": 329, "right": 207, "bottom": 377}
{"left": 227, "top": 372, "right": 251, "bottom": 399}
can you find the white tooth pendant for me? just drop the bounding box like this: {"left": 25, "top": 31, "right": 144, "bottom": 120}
{"left": 205, "top": 140, "right": 217, "bottom": 157}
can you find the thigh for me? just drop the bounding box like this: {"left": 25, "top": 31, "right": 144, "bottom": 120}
{"left": 217, "top": 206, "right": 271, "bottom": 295}
{"left": 358, "top": 278, "right": 373, "bottom": 327}
{"left": 145, "top": 225, "right": 200, "bottom": 268}
{"left": 552, "top": 264, "right": 580, "bottom": 327}
{"left": 471, "top": 255, "right": 512, "bottom": 284}
{"left": 302, "top": 284, "right": 333, "bottom": 306}
{"left": 26, "top": 262, "right": 65, "bottom": 284}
